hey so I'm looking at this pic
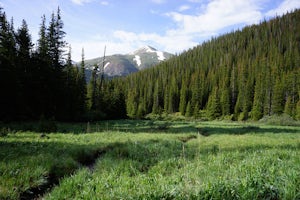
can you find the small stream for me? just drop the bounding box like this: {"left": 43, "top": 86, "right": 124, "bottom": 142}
{"left": 19, "top": 149, "right": 107, "bottom": 200}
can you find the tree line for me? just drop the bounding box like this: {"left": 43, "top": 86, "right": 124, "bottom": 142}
{"left": 0, "top": 6, "right": 127, "bottom": 121}
{"left": 112, "top": 9, "right": 300, "bottom": 120}
{"left": 1, "top": 7, "right": 300, "bottom": 122}
{"left": 0, "top": 7, "right": 85, "bottom": 121}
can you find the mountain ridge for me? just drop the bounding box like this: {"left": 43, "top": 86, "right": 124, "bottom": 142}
{"left": 80, "top": 45, "right": 173, "bottom": 79}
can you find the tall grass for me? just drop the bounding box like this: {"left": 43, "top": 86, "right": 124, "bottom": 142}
{"left": 47, "top": 130, "right": 299, "bottom": 199}
{"left": 0, "top": 131, "right": 117, "bottom": 199}
{"left": 0, "top": 120, "right": 299, "bottom": 199}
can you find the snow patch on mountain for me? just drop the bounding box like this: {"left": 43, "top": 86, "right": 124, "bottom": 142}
{"left": 80, "top": 45, "right": 173, "bottom": 78}
{"left": 144, "top": 46, "right": 156, "bottom": 53}
{"left": 104, "top": 62, "right": 110, "bottom": 69}
{"left": 133, "top": 55, "right": 141, "bottom": 66}
{"left": 156, "top": 51, "right": 165, "bottom": 61}
{"left": 133, "top": 45, "right": 157, "bottom": 54}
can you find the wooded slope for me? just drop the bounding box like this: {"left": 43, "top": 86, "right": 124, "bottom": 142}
{"left": 116, "top": 10, "right": 300, "bottom": 120}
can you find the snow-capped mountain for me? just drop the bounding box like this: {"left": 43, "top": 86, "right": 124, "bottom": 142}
{"left": 130, "top": 46, "right": 171, "bottom": 70}
{"left": 81, "top": 46, "right": 173, "bottom": 79}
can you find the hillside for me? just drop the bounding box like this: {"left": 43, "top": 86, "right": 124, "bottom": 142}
{"left": 109, "top": 9, "right": 300, "bottom": 120}
{"left": 81, "top": 46, "right": 173, "bottom": 78}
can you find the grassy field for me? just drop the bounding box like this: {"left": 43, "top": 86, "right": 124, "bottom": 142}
{"left": 0, "top": 120, "right": 299, "bottom": 199}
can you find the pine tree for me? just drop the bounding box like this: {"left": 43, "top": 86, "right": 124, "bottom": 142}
{"left": 0, "top": 9, "right": 16, "bottom": 64}
{"left": 264, "top": 65, "right": 273, "bottom": 116}
{"left": 163, "top": 85, "right": 170, "bottom": 113}
{"left": 0, "top": 8, "right": 17, "bottom": 120}
{"left": 241, "top": 79, "right": 253, "bottom": 120}
{"left": 283, "top": 72, "right": 299, "bottom": 117}
{"left": 15, "top": 19, "right": 34, "bottom": 118}
{"left": 284, "top": 96, "right": 295, "bottom": 117}
{"left": 185, "top": 101, "right": 192, "bottom": 117}
{"left": 296, "top": 99, "right": 300, "bottom": 120}
{"left": 126, "top": 90, "right": 138, "bottom": 118}
{"left": 63, "top": 45, "right": 77, "bottom": 119}
{"left": 191, "top": 74, "right": 201, "bottom": 111}
{"left": 220, "top": 87, "right": 231, "bottom": 116}
{"left": 179, "top": 80, "right": 188, "bottom": 115}
{"left": 152, "top": 80, "right": 162, "bottom": 114}
{"left": 137, "top": 101, "right": 146, "bottom": 119}
{"left": 80, "top": 48, "right": 86, "bottom": 80}
{"left": 230, "top": 64, "right": 238, "bottom": 113}
{"left": 252, "top": 77, "right": 264, "bottom": 120}
{"left": 37, "top": 15, "right": 49, "bottom": 60}
{"left": 47, "top": 7, "right": 66, "bottom": 69}
{"left": 207, "top": 87, "right": 221, "bottom": 120}
{"left": 272, "top": 78, "right": 285, "bottom": 114}
{"left": 77, "top": 48, "right": 87, "bottom": 117}
{"left": 193, "top": 103, "right": 200, "bottom": 118}
{"left": 32, "top": 14, "right": 55, "bottom": 119}
{"left": 16, "top": 20, "right": 33, "bottom": 60}
{"left": 88, "top": 64, "right": 99, "bottom": 111}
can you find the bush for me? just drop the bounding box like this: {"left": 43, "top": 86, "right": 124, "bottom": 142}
{"left": 259, "top": 114, "right": 300, "bottom": 126}
{"left": 0, "top": 127, "right": 9, "bottom": 137}
{"left": 144, "top": 113, "right": 163, "bottom": 120}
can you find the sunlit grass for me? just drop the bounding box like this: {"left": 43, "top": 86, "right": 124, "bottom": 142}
{"left": 0, "top": 121, "right": 299, "bottom": 199}
{"left": 47, "top": 129, "right": 300, "bottom": 199}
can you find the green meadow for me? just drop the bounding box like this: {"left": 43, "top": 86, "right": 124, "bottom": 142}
{"left": 0, "top": 120, "right": 299, "bottom": 199}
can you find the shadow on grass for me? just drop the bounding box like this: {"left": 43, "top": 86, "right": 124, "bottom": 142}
{"left": 0, "top": 135, "right": 198, "bottom": 199}
{"left": 94, "top": 121, "right": 299, "bottom": 136}
{"left": 197, "top": 126, "right": 299, "bottom": 135}
{"left": 197, "top": 143, "right": 300, "bottom": 156}
{"left": 1, "top": 132, "right": 298, "bottom": 200}
{"left": 0, "top": 139, "right": 107, "bottom": 200}
{"left": 1, "top": 120, "right": 299, "bottom": 136}
{"left": 93, "top": 120, "right": 300, "bottom": 135}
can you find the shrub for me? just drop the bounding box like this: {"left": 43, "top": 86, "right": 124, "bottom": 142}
{"left": 0, "top": 127, "right": 9, "bottom": 137}
{"left": 156, "top": 122, "right": 170, "bottom": 130}
{"left": 259, "top": 114, "right": 300, "bottom": 126}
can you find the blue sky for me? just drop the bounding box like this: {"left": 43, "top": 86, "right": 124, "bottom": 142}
{"left": 1, "top": 0, "right": 300, "bottom": 61}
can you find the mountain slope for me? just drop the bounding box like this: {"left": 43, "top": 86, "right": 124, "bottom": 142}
{"left": 111, "top": 9, "right": 300, "bottom": 120}
{"left": 81, "top": 46, "right": 173, "bottom": 78}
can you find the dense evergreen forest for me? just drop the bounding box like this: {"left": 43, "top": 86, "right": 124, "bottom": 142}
{"left": 113, "top": 9, "right": 300, "bottom": 120}
{"left": 1, "top": 7, "right": 299, "bottom": 122}
{"left": 0, "top": 7, "right": 126, "bottom": 121}
{"left": 0, "top": 7, "right": 87, "bottom": 121}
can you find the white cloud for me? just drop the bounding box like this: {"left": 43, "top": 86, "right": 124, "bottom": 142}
{"left": 70, "top": 0, "right": 266, "bottom": 60}
{"left": 266, "top": 0, "right": 300, "bottom": 17}
{"left": 100, "top": 1, "right": 109, "bottom": 6}
{"left": 69, "top": 27, "right": 198, "bottom": 61}
{"left": 70, "top": 1, "right": 110, "bottom": 10}
{"left": 166, "top": 0, "right": 262, "bottom": 35}
{"left": 70, "top": 39, "right": 129, "bottom": 61}
{"left": 132, "top": 0, "right": 263, "bottom": 54}
{"left": 70, "top": 0, "right": 93, "bottom": 5}
{"left": 70, "top": 32, "right": 146, "bottom": 61}
{"left": 112, "top": 30, "right": 197, "bottom": 55}
{"left": 188, "top": 0, "right": 204, "bottom": 2}
{"left": 178, "top": 5, "right": 191, "bottom": 12}
{"left": 150, "top": 0, "right": 166, "bottom": 4}
{"left": 69, "top": 0, "right": 299, "bottom": 61}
